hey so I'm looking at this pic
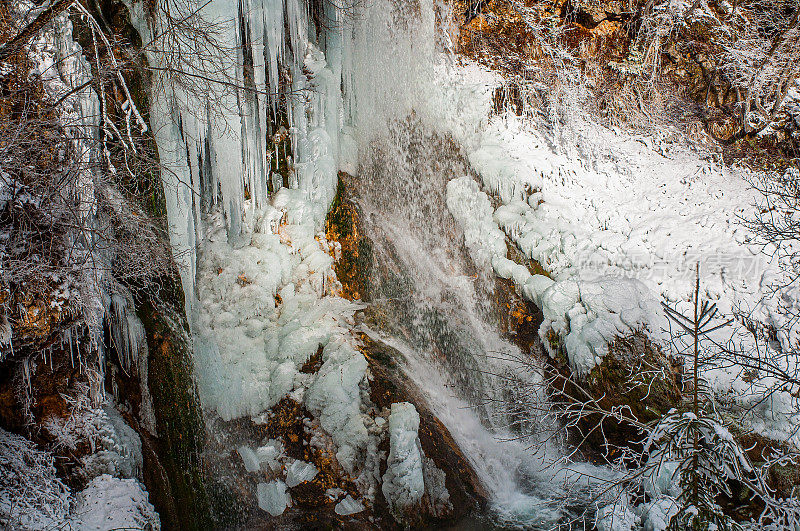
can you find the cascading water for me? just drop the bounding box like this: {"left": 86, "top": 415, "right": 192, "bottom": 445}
{"left": 128, "top": 0, "right": 600, "bottom": 525}
{"left": 347, "top": 5, "right": 589, "bottom": 525}
{"left": 354, "top": 118, "right": 573, "bottom": 527}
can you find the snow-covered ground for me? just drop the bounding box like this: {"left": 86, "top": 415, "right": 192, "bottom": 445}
{"left": 0, "top": 421, "right": 159, "bottom": 530}
{"left": 421, "top": 59, "right": 798, "bottom": 443}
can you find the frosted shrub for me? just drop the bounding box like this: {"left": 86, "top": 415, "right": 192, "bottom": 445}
{"left": 645, "top": 409, "right": 748, "bottom": 530}
{"left": 0, "top": 428, "right": 71, "bottom": 530}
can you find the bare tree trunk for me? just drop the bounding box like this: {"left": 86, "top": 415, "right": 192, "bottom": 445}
{"left": 0, "top": 0, "right": 74, "bottom": 61}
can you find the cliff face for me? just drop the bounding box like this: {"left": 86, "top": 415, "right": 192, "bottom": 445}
{"left": 455, "top": 0, "right": 799, "bottom": 162}
{"left": 2, "top": 0, "right": 798, "bottom": 528}
{"left": 0, "top": 2, "right": 210, "bottom": 528}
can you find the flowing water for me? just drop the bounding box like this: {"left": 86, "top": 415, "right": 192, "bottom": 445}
{"left": 354, "top": 118, "right": 578, "bottom": 527}
{"left": 131, "top": 0, "right": 602, "bottom": 525}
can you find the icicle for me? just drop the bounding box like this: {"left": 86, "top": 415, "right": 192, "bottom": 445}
{"left": 0, "top": 314, "right": 12, "bottom": 362}
{"left": 109, "top": 293, "right": 146, "bottom": 373}
{"left": 66, "top": 327, "right": 74, "bottom": 368}
{"left": 263, "top": 0, "right": 284, "bottom": 117}
{"left": 22, "top": 357, "right": 32, "bottom": 401}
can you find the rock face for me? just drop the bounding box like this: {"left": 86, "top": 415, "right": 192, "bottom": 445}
{"left": 135, "top": 284, "right": 213, "bottom": 530}
{"left": 324, "top": 169, "right": 488, "bottom": 527}
{"left": 364, "top": 335, "right": 489, "bottom": 524}
{"left": 548, "top": 330, "right": 683, "bottom": 458}
{"left": 326, "top": 173, "right": 373, "bottom": 302}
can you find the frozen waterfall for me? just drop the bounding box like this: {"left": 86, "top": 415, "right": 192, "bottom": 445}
{"left": 127, "top": 0, "right": 593, "bottom": 525}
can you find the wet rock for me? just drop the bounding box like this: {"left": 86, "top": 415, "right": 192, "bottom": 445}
{"left": 363, "top": 334, "right": 489, "bottom": 525}
{"left": 136, "top": 283, "right": 214, "bottom": 530}
{"left": 326, "top": 172, "right": 373, "bottom": 302}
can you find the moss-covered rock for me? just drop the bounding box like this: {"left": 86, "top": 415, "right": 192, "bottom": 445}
{"left": 326, "top": 172, "right": 373, "bottom": 301}
{"left": 136, "top": 282, "right": 213, "bottom": 530}
{"left": 548, "top": 330, "right": 683, "bottom": 459}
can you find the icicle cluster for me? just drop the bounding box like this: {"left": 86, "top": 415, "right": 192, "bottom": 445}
{"left": 126, "top": 0, "right": 355, "bottom": 307}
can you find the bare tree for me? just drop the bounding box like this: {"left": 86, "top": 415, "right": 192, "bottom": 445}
{"left": 721, "top": 0, "right": 800, "bottom": 135}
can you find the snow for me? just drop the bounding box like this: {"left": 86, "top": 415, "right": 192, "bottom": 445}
{"left": 1, "top": 428, "right": 157, "bottom": 531}
{"left": 428, "top": 56, "right": 787, "bottom": 393}
{"left": 43, "top": 405, "right": 143, "bottom": 483}
{"left": 70, "top": 474, "right": 160, "bottom": 531}
{"left": 0, "top": 428, "right": 70, "bottom": 530}
{"left": 637, "top": 497, "right": 680, "bottom": 531}
{"left": 257, "top": 480, "right": 290, "bottom": 516}
{"left": 382, "top": 402, "right": 425, "bottom": 516}
{"left": 595, "top": 498, "right": 640, "bottom": 531}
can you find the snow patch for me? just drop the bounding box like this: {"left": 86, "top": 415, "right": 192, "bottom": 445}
{"left": 70, "top": 474, "right": 160, "bottom": 530}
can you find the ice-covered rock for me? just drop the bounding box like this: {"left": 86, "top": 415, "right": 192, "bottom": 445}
{"left": 643, "top": 459, "right": 680, "bottom": 499}
{"left": 285, "top": 459, "right": 318, "bottom": 487}
{"left": 595, "top": 499, "right": 639, "bottom": 531}
{"left": 257, "top": 480, "right": 290, "bottom": 516}
{"left": 305, "top": 338, "right": 369, "bottom": 474}
{"left": 637, "top": 497, "right": 679, "bottom": 531}
{"left": 334, "top": 494, "right": 365, "bottom": 515}
{"left": 446, "top": 176, "right": 507, "bottom": 269}
{"left": 535, "top": 276, "right": 666, "bottom": 376}
{"left": 422, "top": 456, "right": 452, "bottom": 517}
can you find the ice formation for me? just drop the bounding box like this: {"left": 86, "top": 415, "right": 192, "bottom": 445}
{"left": 446, "top": 177, "right": 507, "bottom": 269}
{"left": 237, "top": 446, "right": 262, "bottom": 474}
{"left": 304, "top": 338, "right": 370, "bottom": 474}
{"left": 109, "top": 293, "right": 146, "bottom": 372}
{"left": 382, "top": 402, "right": 425, "bottom": 516}
{"left": 257, "top": 480, "right": 290, "bottom": 516}
{"left": 192, "top": 201, "right": 361, "bottom": 422}
{"left": 447, "top": 176, "right": 666, "bottom": 375}
{"left": 285, "top": 459, "right": 318, "bottom": 487}
{"left": 126, "top": 0, "right": 347, "bottom": 310}
{"left": 335, "top": 494, "right": 365, "bottom": 515}
{"left": 257, "top": 440, "right": 285, "bottom": 474}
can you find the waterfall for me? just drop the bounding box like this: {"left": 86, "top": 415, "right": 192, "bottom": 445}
{"left": 126, "top": 0, "right": 604, "bottom": 525}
